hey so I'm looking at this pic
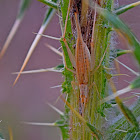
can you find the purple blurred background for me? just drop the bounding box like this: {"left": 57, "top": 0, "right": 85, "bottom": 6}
{"left": 0, "top": 0, "right": 139, "bottom": 139}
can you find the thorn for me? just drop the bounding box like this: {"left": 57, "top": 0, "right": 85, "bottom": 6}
{"left": 45, "top": 43, "right": 63, "bottom": 56}
{"left": 33, "top": 32, "right": 61, "bottom": 40}
{"left": 111, "top": 73, "right": 130, "bottom": 77}
{"left": 21, "top": 121, "right": 56, "bottom": 126}
{"left": 103, "top": 66, "right": 115, "bottom": 70}
{"left": 12, "top": 67, "right": 62, "bottom": 75}
{"left": 115, "top": 129, "right": 127, "bottom": 133}
{"left": 115, "top": 59, "right": 139, "bottom": 76}
{"left": 13, "top": 17, "right": 58, "bottom": 85}
{"left": 0, "top": 19, "right": 21, "bottom": 60}
{"left": 50, "top": 85, "right": 62, "bottom": 88}
{"left": 131, "top": 92, "right": 140, "bottom": 97}
{"left": 47, "top": 102, "right": 64, "bottom": 116}
{"left": 54, "top": 92, "right": 64, "bottom": 105}
{"left": 101, "top": 86, "right": 131, "bottom": 103}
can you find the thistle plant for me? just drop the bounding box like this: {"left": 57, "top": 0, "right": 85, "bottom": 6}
{"left": 0, "top": 0, "right": 140, "bottom": 140}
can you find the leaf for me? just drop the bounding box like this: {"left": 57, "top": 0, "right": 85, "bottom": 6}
{"left": 106, "top": 99, "right": 140, "bottom": 139}
{"left": 0, "top": 133, "right": 4, "bottom": 139}
{"left": 124, "top": 131, "right": 140, "bottom": 140}
{"left": 97, "top": 102, "right": 112, "bottom": 117}
{"left": 114, "top": 1, "right": 140, "bottom": 15}
{"left": 38, "top": 0, "right": 58, "bottom": 9}
{"left": 55, "top": 64, "right": 64, "bottom": 70}
{"left": 95, "top": 6, "right": 140, "bottom": 65}
{"left": 115, "top": 49, "right": 132, "bottom": 57}
{"left": 42, "top": 0, "right": 58, "bottom": 25}
{"left": 130, "top": 76, "right": 140, "bottom": 89}
{"left": 55, "top": 119, "right": 69, "bottom": 140}
{"left": 86, "top": 123, "right": 103, "bottom": 140}
{"left": 109, "top": 78, "right": 139, "bottom": 129}
{"left": 118, "top": 102, "right": 139, "bottom": 129}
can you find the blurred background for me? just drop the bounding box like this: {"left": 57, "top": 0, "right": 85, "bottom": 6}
{"left": 0, "top": 0, "right": 139, "bottom": 139}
